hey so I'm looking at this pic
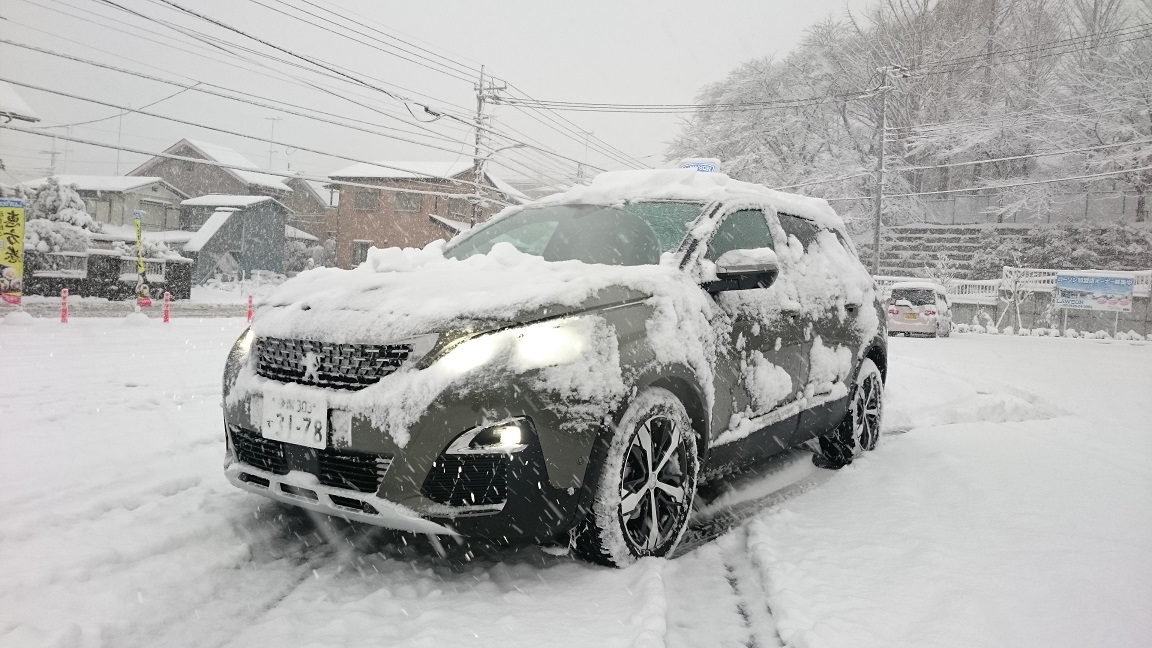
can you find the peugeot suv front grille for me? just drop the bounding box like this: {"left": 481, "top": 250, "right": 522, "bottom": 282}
{"left": 255, "top": 337, "right": 412, "bottom": 390}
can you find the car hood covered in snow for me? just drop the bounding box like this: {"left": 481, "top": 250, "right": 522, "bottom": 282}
{"left": 252, "top": 241, "right": 691, "bottom": 344}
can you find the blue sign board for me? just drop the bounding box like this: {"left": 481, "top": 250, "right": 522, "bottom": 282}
{"left": 1054, "top": 272, "right": 1135, "bottom": 312}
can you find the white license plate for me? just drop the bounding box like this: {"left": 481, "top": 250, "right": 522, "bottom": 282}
{"left": 262, "top": 388, "right": 328, "bottom": 449}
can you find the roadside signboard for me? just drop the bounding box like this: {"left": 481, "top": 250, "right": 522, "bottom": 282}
{"left": 0, "top": 198, "right": 26, "bottom": 306}
{"left": 133, "top": 211, "right": 152, "bottom": 307}
{"left": 1054, "top": 271, "right": 1135, "bottom": 312}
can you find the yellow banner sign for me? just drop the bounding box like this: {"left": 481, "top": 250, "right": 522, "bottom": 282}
{"left": 0, "top": 198, "right": 26, "bottom": 306}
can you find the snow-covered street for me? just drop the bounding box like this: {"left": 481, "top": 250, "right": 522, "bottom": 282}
{"left": 2, "top": 318, "right": 1150, "bottom": 648}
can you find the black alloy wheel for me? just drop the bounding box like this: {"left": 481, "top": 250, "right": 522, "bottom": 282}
{"left": 618, "top": 414, "right": 691, "bottom": 553}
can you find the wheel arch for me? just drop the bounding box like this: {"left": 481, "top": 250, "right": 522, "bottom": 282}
{"left": 862, "top": 337, "right": 888, "bottom": 384}
{"left": 635, "top": 368, "right": 711, "bottom": 464}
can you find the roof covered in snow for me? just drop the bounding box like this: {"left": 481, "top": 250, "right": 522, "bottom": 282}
{"left": 285, "top": 225, "right": 318, "bottom": 242}
{"left": 428, "top": 213, "right": 470, "bottom": 233}
{"left": 327, "top": 160, "right": 529, "bottom": 202}
{"left": 535, "top": 169, "right": 846, "bottom": 231}
{"left": 0, "top": 81, "right": 39, "bottom": 122}
{"left": 181, "top": 194, "right": 275, "bottom": 207}
{"left": 178, "top": 139, "right": 291, "bottom": 192}
{"left": 21, "top": 175, "right": 178, "bottom": 194}
{"left": 183, "top": 209, "right": 235, "bottom": 253}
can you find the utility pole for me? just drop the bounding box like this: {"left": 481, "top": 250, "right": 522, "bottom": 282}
{"left": 871, "top": 64, "right": 906, "bottom": 275}
{"left": 265, "top": 116, "right": 282, "bottom": 169}
{"left": 41, "top": 137, "right": 60, "bottom": 175}
{"left": 471, "top": 65, "right": 506, "bottom": 227}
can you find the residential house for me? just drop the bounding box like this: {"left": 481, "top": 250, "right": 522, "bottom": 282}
{"left": 21, "top": 175, "right": 188, "bottom": 231}
{"left": 178, "top": 195, "right": 291, "bottom": 283}
{"left": 326, "top": 161, "right": 529, "bottom": 268}
{"left": 281, "top": 174, "right": 335, "bottom": 239}
{"left": 127, "top": 138, "right": 293, "bottom": 200}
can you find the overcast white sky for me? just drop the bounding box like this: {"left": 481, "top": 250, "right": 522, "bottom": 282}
{"left": 0, "top": 0, "right": 867, "bottom": 189}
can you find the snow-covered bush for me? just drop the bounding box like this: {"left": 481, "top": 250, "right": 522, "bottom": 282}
{"left": 969, "top": 224, "right": 1152, "bottom": 280}
{"left": 110, "top": 237, "right": 183, "bottom": 260}
{"left": 1064, "top": 328, "right": 1079, "bottom": 338}
{"left": 285, "top": 239, "right": 334, "bottom": 273}
{"left": 16, "top": 178, "right": 101, "bottom": 253}
{"left": 1003, "top": 326, "right": 1014, "bottom": 336}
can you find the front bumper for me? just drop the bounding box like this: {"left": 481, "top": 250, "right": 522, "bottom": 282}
{"left": 223, "top": 377, "right": 599, "bottom": 542}
{"left": 224, "top": 461, "right": 453, "bottom": 535}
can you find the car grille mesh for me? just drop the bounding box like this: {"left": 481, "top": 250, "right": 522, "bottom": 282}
{"left": 421, "top": 455, "right": 509, "bottom": 507}
{"left": 230, "top": 426, "right": 392, "bottom": 494}
{"left": 231, "top": 426, "right": 289, "bottom": 475}
{"left": 255, "top": 337, "right": 412, "bottom": 390}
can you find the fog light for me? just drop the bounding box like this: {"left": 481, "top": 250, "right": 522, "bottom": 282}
{"left": 446, "top": 419, "right": 529, "bottom": 454}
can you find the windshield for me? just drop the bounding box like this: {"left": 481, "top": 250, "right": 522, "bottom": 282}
{"left": 890, "top": 288, "right": 936, "bottom": 306}
{"left": 444, "top": 201, "right": 704, "bottom": 266}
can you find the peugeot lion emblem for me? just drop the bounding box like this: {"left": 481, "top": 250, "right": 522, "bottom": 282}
{"left": 302, "top": 351, "right": 320, "bottom": 382}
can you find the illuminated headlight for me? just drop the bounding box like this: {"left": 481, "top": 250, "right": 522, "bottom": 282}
{"left": 437, "top": 318, "right": 588, "bottom": 375}
{"left": 236, "top": 328, "right": 255, "bottom": 356}
{"left": 446, "top": 418, "right": 530, "bottom": 454}
{"left": 512, "top": 319, "right": 585, "bottom": 369}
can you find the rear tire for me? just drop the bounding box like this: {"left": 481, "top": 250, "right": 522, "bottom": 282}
{"left": 814, "top": 358, "right": 884, "bottom": 469}
{"left": 571, "top": 388, "right": 698, "bottom": 567}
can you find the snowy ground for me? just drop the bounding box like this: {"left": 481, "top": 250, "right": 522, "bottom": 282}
{"left": 2, "top": 317, "right": 1150, "bottom": 648}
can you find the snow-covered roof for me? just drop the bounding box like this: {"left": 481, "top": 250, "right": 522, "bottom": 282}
{"left": 21, "top": 175, "right": 172, "bottom": 193}
{"left": 182, "top": 194, "right": 274, "bottom": 207}
{"left": 183, "top": 208, "right": 235, "bottom": 253}
{"left": 285, "top": 224, "right": 318, "bottom": 242}
{"left": 180, "top": 139, "right": 291, "bottom": 192}
{"left": 0, "top": 81, "right": 39, "bottom": 122}
{"left": 428, "top": 213, "right": 470, "bottom": 233}
{"left": 889, "top": 281, "right": 947, "bottom": 292}
{"left": 535, "top": 169, "right": 846, "bottom": 231}
{"left": 327, "top": 160, "right": 529, "bottom": 202}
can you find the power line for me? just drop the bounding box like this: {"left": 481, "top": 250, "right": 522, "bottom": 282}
{"left": 772, "top": 171, "right": 872, "bottom": 190}
{"left": 909, "top": 24, "right": 1152, "bottom": 78}
{"left": 0, "top": 39, "right": 576, "bottom": 187}
{"left": 251, "top": 0, "right": 478, "bottom": 83}
{"left": 2, "top": 76, "right": 529, "bottom": 196}
{"left": 889, "top": 138, "right": 1152, "bottom": 172}
{"left": 823, "top": 164, "right": 1152, "bottom": 201}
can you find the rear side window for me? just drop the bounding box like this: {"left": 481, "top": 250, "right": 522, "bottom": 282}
{"left": 776, "top": 213, "right": 820, "bottom": 250}
{"left": 706, "top": 209, "right": 774, "bottom": 261}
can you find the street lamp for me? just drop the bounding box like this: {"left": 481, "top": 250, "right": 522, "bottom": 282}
{"left": 471, "top": 143, "right": 526, "bottom": 227}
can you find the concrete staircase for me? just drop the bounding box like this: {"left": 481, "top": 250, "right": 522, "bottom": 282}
{"left": 856, "top": 224, "right": 1029, "bottom": 279}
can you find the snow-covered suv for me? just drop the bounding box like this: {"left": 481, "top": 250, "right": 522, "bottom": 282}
{"left": 221, "top": 169, "right": 888, "bottom": 567}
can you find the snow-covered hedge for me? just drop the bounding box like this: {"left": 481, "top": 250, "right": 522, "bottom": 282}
{"left": 15, "top": 178, "right": 102, "bottom": 254}
{"left": 969, "top": 224, "right": 1152, "bottom": 280}
{"left": 952, "top": 322, "right": 1145, "bottom": 341}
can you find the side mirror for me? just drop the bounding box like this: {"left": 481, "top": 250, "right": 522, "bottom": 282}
{"left": 703, "top": 248, "right": 780, "bottom": 294}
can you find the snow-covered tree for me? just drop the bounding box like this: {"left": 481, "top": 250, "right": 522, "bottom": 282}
{"left": 16, "top": 178, "right": 102, "bottom": 253}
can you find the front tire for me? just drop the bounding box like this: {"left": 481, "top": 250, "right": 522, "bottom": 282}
{"left": 572, "top": 388, "right": 698, "bottom": 567}
{"left": 815, "top": 358, "right": 884, "bottom": 469}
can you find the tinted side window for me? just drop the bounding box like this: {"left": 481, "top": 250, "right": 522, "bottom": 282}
{"left": 706, "top": 210, "right": 774, "bottom": 261}
{"left": 776, "top": 212, "right": 820, "bottom": 250}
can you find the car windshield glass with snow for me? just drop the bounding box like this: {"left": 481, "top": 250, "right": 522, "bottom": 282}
{"left": 890, "top": 288, "right": 935, "bottom": 305}
{"left": 444, "top": 201, "right": 704, "bottom": 265}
